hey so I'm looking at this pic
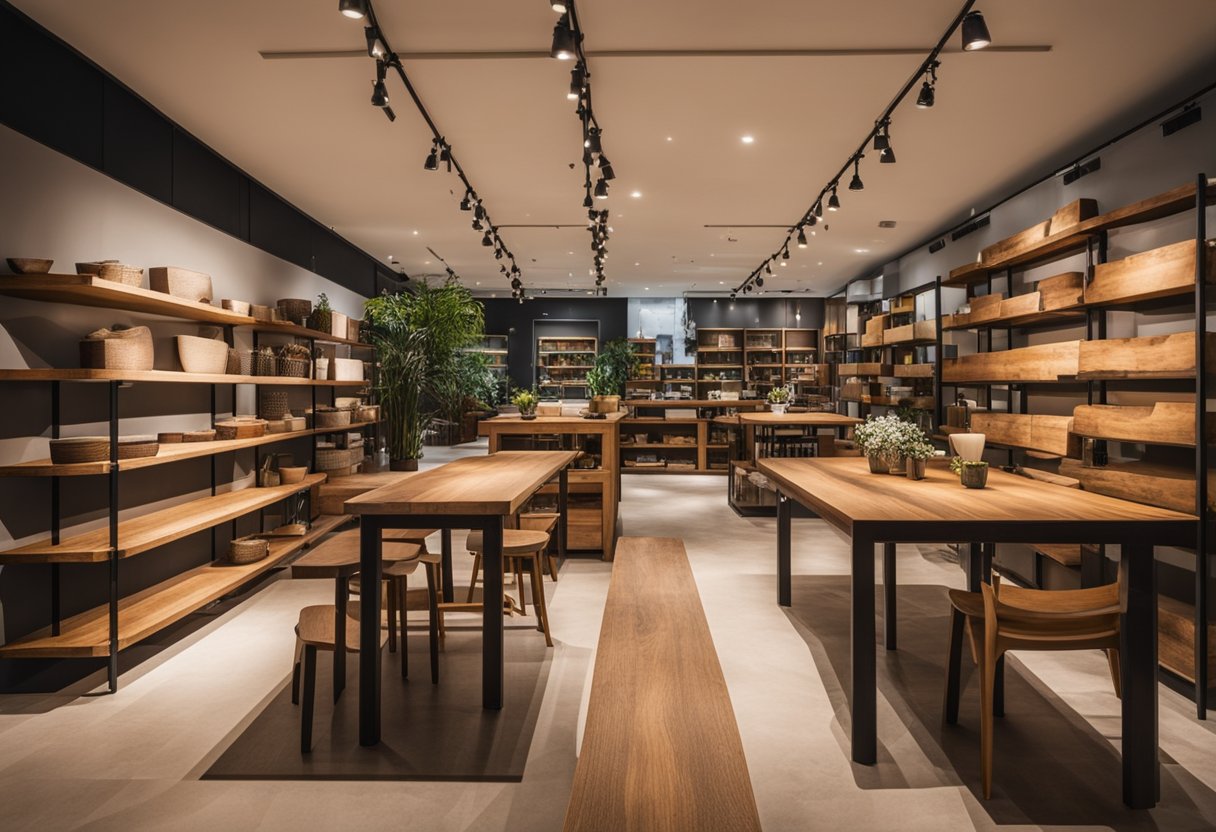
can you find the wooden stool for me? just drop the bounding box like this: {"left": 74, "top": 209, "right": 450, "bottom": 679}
{"left": 944, "top": 577, "right": 1122, "bottom": 798}
{"left": 294, "top": 601, "right": 361, "bottom": 753}
{"left": 519, "top": 512, "right": 561, "bottom": 581}
{"left": 465, "top": 528, "right": 554, "bottom": 647}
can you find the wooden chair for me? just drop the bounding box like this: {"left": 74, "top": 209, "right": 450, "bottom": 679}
{"left": 465, "top": 528, "right": 554, "bottom": 647}
{"left": 519, "top": 512, "right": 561, "bottom": 581}
{"left": 943, "top": 576, "right": 1123, "bottom": 798}
{"left": 294, "top": 601, "right": 361, "bottom": 753}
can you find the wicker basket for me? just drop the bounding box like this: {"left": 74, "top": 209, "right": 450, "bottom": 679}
{"left": 157, "top": 432, "right": 184, "bottom": 444}
{"left": 313, "top": 408, "right": 352, "bottom": 429}
{"left": 251, "top": 304, "right": 278, "bottom": 322}
{"left": 79, "top": 326, "right": 154, "bottom": 371}
{"left": 277, "top": 356, "right": 311, "bottom": 378}
{"left": 315, "top": 447, "right": 361, "bottom": 470}
{"left": 182, "top": 430, "right": 216, "bottom": 442}
{"left": 251, "top": 351, "right": 277, "bottom": 377}
{"left": 356, "top": 404, "right": 380, "bottom": 423}
{"left": 7, "top": 258, "right": 53, "bottom": 274}
{"left": 226, "top": 348, "right": 242, "bottom": 375}
{"left": 259, "top": 391, "right": 290, "bottom": 421}
{"left": 276, "top": 298, "right": 312, "bottom": 325}
{"left": 49, "top": 437, "right": 109, "bottom": 464}
{"left": 117, "top": 436, "right": 159, "bottom": 459}
{"left": 149, "top": 267, "right": 213, "bottom": 303}
{"left": 76, "top": 261, "right": 143, "bottom": 287}
{"left": 227, "top": 537, "right": 269, "bottom": 565}
{"left": 177, "top": 335, "right": 229, "bottom": 374}
{"left": 215, "top": 417, "right": 268, "bottom": 440}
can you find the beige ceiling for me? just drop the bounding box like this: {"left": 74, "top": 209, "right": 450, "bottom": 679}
{"left": 12, "top": 0, "right": 1216, "bottom": 296}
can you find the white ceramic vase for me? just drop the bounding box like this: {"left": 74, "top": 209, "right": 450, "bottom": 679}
{"left": 949, "top": 432, "right": 986, "bottom": 462}
{"left": 770, "top": 403, "right": 788, "bottom": 415}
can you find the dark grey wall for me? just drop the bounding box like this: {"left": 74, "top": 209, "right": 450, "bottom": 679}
{"left": 483, "top": 298, "right": 629, "bottom": 389}
{"left": 687, "top": 297, "right": 825, "bottom": 330}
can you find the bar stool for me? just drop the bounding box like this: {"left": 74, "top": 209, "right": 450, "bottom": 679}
{"left": 943, "top": 576, "right": 1122, "bottom": 798}
{"left": 465, "top": 528, "right": 554, "bottom": 647}
{"left": 519, "top": 512, "right": 561, "bottom": 581}
{"left": 294, "top": 600, "right": 361, "bottom": 753}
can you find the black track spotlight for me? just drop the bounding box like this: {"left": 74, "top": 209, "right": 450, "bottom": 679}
{"left": 339, "top": 0, "right": 368, "bottom": 19}
{"left": 459, "top": 192, "right": 473, "bottom": 211}
{"left": 848, "top": 157, "right": 864, "bottom": 191}
{"left": 764, "top": 261, "right": 772, "bottom": 275}
{"left": 880, "top": 145, "right": 896, "bottom": 164}
{"left": 781, "top": 246, "right": 790, "bottom": 260}
{"left": 382, "top": 105, "right": 396, "bottom": 122}
{"left": 482, "top": 230, "right": 494, "bottom": 247}
{"left": 597, "top": 155, "right": 615, "bottom": 181}
{"left": 828, "top": 187, "right": 840, "bottom": 211}
{"left": 474, "top": 203, "right": 486, "bottom": 220}
{"left": 961, "top": 10, "right": 991, "bottom": 51}
{"left": 594, "top": 178, "right": 609, "bottom": 199}
{"left": 439, "top": 143, "right": 451, "bottom": 165}
{"left": 568, "top": 64, "right": 585, "bottom": 101}
{"left": 814, "top": 201, "right": 824, "bottom": 218}
{"left": 584, "top": 126, "right": 602, "bottom": 155}
{"left": 423, "top": 144, "right": 438, "bottom": 171}
{"left": 472, "top": 218, "right": 483, "bottom": 232}
{"left": 583, "top": 192, "right": 594, "bottom": 208}
{"left": 807, "top": 213, "right": 817, "bottom": 228}
{"left": 371, "top": 78, "right": 388, "bottom": 107}
{"left": 756, "top": 275, "right": 764, "bottom": 287}
{"left": 364, "top": 26, "right": 384, "bottom": 58}
{"left": 551, "top": 14, "right": 577, "bottom": 60}
{"left": 873, "top": 123, "right": 889, "bottom": 152}
{"left": 917, "top": 80, "right": 936, "bottom": 108}
{"left": 797, "top": 228, "right": 808, "bottom": 248}
{"left": 511, "top": 277, "right": 522, "bottom": 290}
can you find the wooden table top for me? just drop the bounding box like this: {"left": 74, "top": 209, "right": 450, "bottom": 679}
{"left": 758, "top": 457, "right": 1196, "bottom": 542}
{"left": 622, "top": 399, "right": 767, "bottom": 408}
{"left": 344, "top": 451, "right": 578, "bottom": 517}
{"left": 739, "top": 412, "right": 862, "bottom": 426}
{"left": 483, "top": 411, "right": 625, "bottom": 427}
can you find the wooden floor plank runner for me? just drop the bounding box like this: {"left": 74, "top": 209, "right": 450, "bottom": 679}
{"left": 563, "top": 536, "right": 762, "bottom": 832}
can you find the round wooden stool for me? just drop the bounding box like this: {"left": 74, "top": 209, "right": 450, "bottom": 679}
{"left": 465, "top": 528, "right": 553, "bottom": 647}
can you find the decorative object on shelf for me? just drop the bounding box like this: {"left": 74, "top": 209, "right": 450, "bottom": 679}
{"left": 307, "top": 293, "right": 333, "bottom": 334}
{"left": 75, "top": 260, "right": 143, "bottom": 287}
{"left": 49, "top": 437, "right": 109, "bottom": 465}
{"left": 951, "top": 457, "right": 989, "bottom": 489}
{"left": 251, "top": 304, "right": 277, "bottom": 322}
{"left": 312, "top": 406, "right": 353, "bottom": 429}
{"left": 117, "top": 435, "right": 159, "bottom": 459}
{"left": 277, "top": 343, "right": 312, "bottom": 378}
{"left": 5, "top": 258, "right": 53, "bottom": 274}
{"left": 948, "top": 432, "right": 986, "bottom": 462}
{"left": 903, "top": 439, "right": 935, "bottom": 480}
{"left": 252, "top": 345, "right": 277, "bottom": 376}
{"left": 157, "top": 432, "right": 184, "bottom": 444}
{"left": 356, "top": 404, "right": 380, "bottom": 422}
{"left": 513, "top": 388, "right": 540, "bottom": 420}
{"left": 177, "top": 334, "right": 230, "bottom": 374}
{"left": 314, "top": 352, "right": 330, "bottom": 380}
{"left": 259, "top": 391, "right": 290, "bottom": 421}
{"left": 767, "top": 384, "right": 792, "bottom": 415}
{"left": 332, "top": 357, "right": 364, "bottom": 381}
{"left": 279, "top": 465, "right": 309, "bottom": 484}
{"left": 149, "top": 267, "right": 213, "bottom": 304}
{"left": 182, "top": 429, "right": 216, "bottom": 442}
{"left": 257, "top": 455, "right": 280, "bottom": 487}
{"left": 227, "top": 536, "right": 270, "bottom": 565}
{"left": 221, "top": 299, "right": 251, "bottom": 315}
{"left": 214, "top": 417, "right": 268, "bottom": 440}
{"left": 79, "top": 324, "right": 154, "bottom": 371}
{"left": 277, "top": 298, "right": 312, "bottom": 326}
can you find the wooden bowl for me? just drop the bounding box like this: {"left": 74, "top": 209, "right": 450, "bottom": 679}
{"left": 221, "top": 299, "right": 251, "bottom": 316}
{"left": 279, "top": 466, "right": 308, "bottom": 484}
{"left": 6, "top": 258, "right": 53, "bottom": 274}
{"left": 157, "top": 432, "right": 185, "bottom": 444}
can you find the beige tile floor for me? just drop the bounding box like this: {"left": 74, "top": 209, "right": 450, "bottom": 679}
{"left": 0, "top": 440, "right": 1213, "bottom": 830}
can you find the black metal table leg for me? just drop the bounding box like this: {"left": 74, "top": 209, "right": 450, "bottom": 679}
{"left": 1120, "top": 541, "right": 1159, "bottom": 809}
{"left": 883, "top": 542, "right": 897, "bottom": 650}
{"left": 851, "top": 531, "right": 877, "bottom": 764}
{"left": 777, "top": 490, "right": 792, "bottom": 606}
{"left": 482, "top": 517, "right": 505, "bottom": 710}
{"left": 358, "top": 517, "right": 383, "bottom": 746}
{"left": 333, "top": 575, "right": 348, "bottom": 701}
{"left": 441, "top": 528, "right": 454, "bottom": 604}
{"left": 966, "top": 542, "right": 983, "bottom": 592}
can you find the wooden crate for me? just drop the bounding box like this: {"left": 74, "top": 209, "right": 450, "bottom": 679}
{"left": 980, "top": 198, "right": 1099, "bottom": 265}
{"left": 1036, "top": 271, "right": 1085, "bottom": 310}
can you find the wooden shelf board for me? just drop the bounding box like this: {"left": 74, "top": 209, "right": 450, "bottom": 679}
{"left": 0, "top": 274, "right": 257, "bottom": 326}
{"left": 621, "top": 443, "right": 698, "bottom": 450}
{"left": 0, "top": 421, "right": 378, "bottom": 478}
{"left": 0, "top": 513, "right": 352, "bottom": 658}
{"left": 0, "top": 368, "right": 367, "bottom": 386}
{"left": 942, "top": 308, "right": 1086, "bottom": 331}
{"left": 253, "top": 321, "right": 370, "bottom": 348}
{"left": 0, "top": 474, "right": 327, "bottom": 563}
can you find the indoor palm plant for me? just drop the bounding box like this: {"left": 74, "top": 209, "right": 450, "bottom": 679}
{"left": 363, "top": 278, "right": 484, "bottom": 470}
{"left": 586, "top": 338, "right": 637, "bottom": 414}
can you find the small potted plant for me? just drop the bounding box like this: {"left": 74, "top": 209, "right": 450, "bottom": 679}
{"left": 767, "top": 384, "right": 792, "bottom": 415}
{"left": 904, "top": 439, "right": 936, "bottom": 480}
{"left": 308, "top": 292, "right": 333, "bottom": 334}
{"left": 951, "top": 456, "right": 989, "bottom": 488}
{"left": 512, "top": 388, "right": 539, "bottom": 420}
{"left": 853, "top": 414, "right": 899, "bottom": 473}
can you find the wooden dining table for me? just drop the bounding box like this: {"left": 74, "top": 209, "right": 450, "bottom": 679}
{"left": 737, "top": 411, "right": 862, "bottom": 460}
{"left": 344, "top": 450, "right": 578, "bottom": 746}
{"left": 758, "top": 456, "right": 1197, "bottom": 809}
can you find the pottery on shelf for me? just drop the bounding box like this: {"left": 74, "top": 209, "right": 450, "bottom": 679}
{"left": 6, "top": 258, "right": 53, "bottom": 274}
{"left": 769, "top": 403, "right": 788, "bottom": 415}
{"left": 948, "top": 432, "right": 986, "bottom": 462}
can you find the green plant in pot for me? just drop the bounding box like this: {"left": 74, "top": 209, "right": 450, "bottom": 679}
{"left": 364, "top": 278, "right": 485, "bottom": 470}
{"left": 767, "top": 384, "right": 792, "bottom": 415}
{"left": 586, "top": 338, "right": 637, "bottom": 415}
{"left": 950, "top": 456, "right": 989, "bottom": 488}
{"left": 308, "top": 293, "right": 333, "bottom": 334}
{"left": 903, "top": 439, "right": 936, "bottom": 480}
{"left": 512, "top": 388, "right": 539, "bottom": 420}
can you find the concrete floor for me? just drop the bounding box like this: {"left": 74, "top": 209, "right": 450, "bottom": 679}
{"left": 0, "top": 440, "right": 1214, "bottom": 830}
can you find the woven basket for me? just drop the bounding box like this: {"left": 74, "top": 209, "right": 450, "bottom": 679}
{"left": 215, "top": 417, "right": 268, "bottom": 440}
{"left": 313, "top": 408, "right": 352, "bottom": 429}
{"left": 277, "top": 298, "right": 312, "bottom": 325}
{"left": 226, "top": 349, "right": 242, "bottom": 375}
{"left": 157, "top": 432, "right": 184, "bottom": 444}
{"left": 79, "top": 326, "right": 154, "bottom": 371}
{"left": 355, "top": 404, "right": 380, "bottom": 423}
{"left": 149, "top": 267, "right": 213, "bottom": 303}
{"left": 177, "top": 335, "right": 229, "bottom": 374}
{"left": 259, "top": 391, "right": 290, "bottom": 421}
{"left": 315, "top": 447, "right": 360, "bottom": 470}
{"left": 182, "top": 430, "right": 216, "bottom": 442}
{"left": 117, "top": 436, "right": 159, "bottom": 459}
{"left": 76, "top": 261, "right": 143, "bottom": 287}
{"left": 49, "top": 437, "right": 109, "bottom": 464}
{"left": 227, "top": 537, "right": 269, "bottom": 565}
{"left": 251, "top": 304, "right": 278, "bottom": 322}
{"left": 277, "top": 356, "right": 311, "bottom": 378}
{"left": 251, "top": 351, "right": 277, "bottom": 377}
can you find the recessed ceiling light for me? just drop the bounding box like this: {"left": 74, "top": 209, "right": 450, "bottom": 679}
{"left": 666, "top": 136, "right": 673, "bottom": 142}
{"left": 741, "top": 135, "right": 754, "bottom": 144}
{"left": 854, "top": 248, "right": 870, "bottom": 254}
{"left": 412, "top": 230, "right": 419, "bottom": 236}
{"left": 475, "top": 281, "right": 480, "bottom": 286}
{"left": 423, "top": 260, "right": 431, "bottom": 265}
{"left": 630, "top": 190, "right": 642, "bottom": 198}
{"left": 644, "top": 287, "right": 650, "bottom": 290}
{"left": 386, "top": 254, "right": 393, "bottom": 259}
{"left": 634, "top": 262, "right": 640, "bottom": 266}
{"left": 719, "top": 281, "right": 724, "bottom": 284}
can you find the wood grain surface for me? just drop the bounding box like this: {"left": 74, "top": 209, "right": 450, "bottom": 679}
{"left": 562, "top": 537, "right": 762, "bottom": 832}
{"left": 344, "top": 451, "right": 577, "bottom": 516}
{"left": 942, "top": 340, "right": 1080, "bottom": 383}
{"left": 1071, "top": 402, "right": 1198, "bottom": 447}
{"left": 1076, "top": 331, "right": 1204, "bottom": 380}
{"left": 968, "top": 412, "right": 1078, "bottom": 457}
{"left": 738, "top": 412, "right": 862, "bottom": 426}
{"left": 1085, "top": 239, "right": 1211, "bottom": 306}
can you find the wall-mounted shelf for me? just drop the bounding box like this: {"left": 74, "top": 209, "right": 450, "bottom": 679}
{"left": 1071, "top": 402, "right": 1197, "bottom": 447}
{"left": 0, "top": 274, "right": 256, "bottom": 326}
{"left": 1075, "top": 331, "right": 1205, "bottom": 380}
{"left": 942, "top": 340, "right": 1081, "bottom": 384}
{"left": 0, "top": 368, "right": 367, "bottom": 386}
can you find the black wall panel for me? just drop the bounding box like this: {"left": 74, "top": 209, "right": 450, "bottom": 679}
{"left": 483, "top": 298, "right": 628, "bottom": 388}
{"left": 0, "top": 4, "right": 102, "bottom": 169}
{"left": 248, "top": 183, "right": 316, "bottom": 271}
{"left": 171, "top": 129, "right": 243, "bottom": 238}
{"left": 314, "top": 226, "right": 374, "bottom": 297}
{"left": 688, "top": 297, "right": 825, "bottom": 330}
{"left": 101, "top": 80, "right": 172, "bottom": 203}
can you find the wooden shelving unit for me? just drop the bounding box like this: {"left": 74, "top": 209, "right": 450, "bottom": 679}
{"left": 695, "top": 328, "right": 743, "bottom": 391}
{"left": 536, "top": 336, "right": 597, "bottom": 399}
{"left": 659, "top": 364, "right": 696, "bottom": 398}
{"left": 625, "top": 338, "right": 659, "bottom": 398}
{"left": 619, "top": 399, "right": 765, "bottom": 475}
{"left": 0, "top": 368, "right": 367, "bottom": 386}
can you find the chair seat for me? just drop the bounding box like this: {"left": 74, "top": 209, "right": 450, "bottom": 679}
{"left": 297, "top": 604, "right": 361, "bottom": 651}
{"left": 948, "top": 588, "right": 984, "bottom": 618}
{"left": 519, "top": 512, "right": 560, "bottom": 535}
{"left": 466, "top": 529, "right": 550, "bottom": 555}
{"left": 383, "top": 528, "right": 438, "bottom": 543}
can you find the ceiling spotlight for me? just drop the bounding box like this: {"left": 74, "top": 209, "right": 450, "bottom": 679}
{"left": 583, "top": 193, "right": 594, "bottom": 208}
{"left": 814, "top": 201, "right": 824, "bottom": 218}
{"left": 828, "top": 187, "right": 841, "bottom": 211}
{"left": 338, "top": 0, "right": 368, "bottom": 20}
{"left": 482, "top": 231, "right": 494, "bottom": 247}
{"left": 962, "top": 10, "right": 992, "bottom": 51}
{"left": 423, "top": 144, "right": 438, "bottom": 171}
{"left": 599, "top": 156, "right": 616, "bottom": 181}
{"left": 382, "top": 105, "right": 396, "bottom": 122}
{"left": 585, "top": 126, "right": 603, "bottom": 154}
{"left": 741, "top": 135, "right": 755, "bottom": 144}
{"left": 364, "top": 26, "right": 385, "bottom": 58}
{"left": 781, "top": 246, "right": 790, "bottom": 260}
{"left": 594, "top": 178, "right": 609, "bottom": 199}
{"left": 807, "top": 213, "right": 818, "bottom": 227}
{"left": 849, "top": 158, "right": 864, "bottom": 191}
{"left": 459, "top": 192, "right": 473, "bottom": 211}
{"left": 568, "top": 65, "right": 585, "bottom": 100}
{"left": 439, "top": 143, "right": 451, "bottom": 166}
{"left": 756, "top": 275, "right": 764, "bottom": 287}
{"left": 797, "top": 228, "right": 808, "bottom": 248}
{"left": 474, "top": 203, "right": 486, "bottom": 220}
{"left": 472, "top": 218, "right": 483, "bottom": 231}
{"left": 511, "top": 277, "right": 522, "bottom": 290}
{"left": 371, "top": 60, "right": 389, "bottom": 107}
{"left": 551, "top": 14, "right": 577, "bottom": 60}
{"left": 880, "top": 145, "right": 896, "bottom": 164}
{"left": 551, "top": 1, "right": 568, "bottom": 13}
{"left": 873, "top": 122, "right": 890, "bottom": 152}
{"left": 917, "top": 80, "right": 936, "bottom": 108}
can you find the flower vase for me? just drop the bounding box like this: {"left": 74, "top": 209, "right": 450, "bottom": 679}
{"left": 770, "top": 403, "right": 788, "bottom": 415}
{"left": 961, "top": 465, "right": 989, "bottom": 489}
{"left": 884, "top": 452, "right": 906, "bottom": 475}
{"left": 867, "top": 453, "right": 888, "bottom": 474}
{"left": 948, "top": 432, "right": 986, "bottom": 462}
{"left": 906, "top": 458, "right": 926, "bottom": 480}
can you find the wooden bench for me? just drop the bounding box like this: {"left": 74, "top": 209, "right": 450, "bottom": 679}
{"left": 562, "top": 537, "right": 761, "bottom": 832}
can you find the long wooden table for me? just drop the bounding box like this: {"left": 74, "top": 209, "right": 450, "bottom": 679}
{"left": 737, "top": 411, "right": 862, "bottom": 460}
{"left": 758, "top": 456, "right": 1197, "bottom": 809}
{"left": 345, "top": 450, "right": 578, "bottom": 745}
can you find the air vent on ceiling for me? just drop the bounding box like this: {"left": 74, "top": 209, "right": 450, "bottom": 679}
{"left": 878, "top": 220, "right": 897, "bottom": 229}
{"left": 951, "top": 215, "right": 990, "bottom": 242}
{"left": 928, "top": 238, "right": 946, "bottom": 254}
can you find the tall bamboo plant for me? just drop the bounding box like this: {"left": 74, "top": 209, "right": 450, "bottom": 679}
{"left": 364, "top": 278, "right": 485, "bottom": 466}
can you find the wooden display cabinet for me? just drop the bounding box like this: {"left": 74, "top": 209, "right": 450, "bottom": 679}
{"left": 536, "top": 335, "right": 597, "bottom": 399}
